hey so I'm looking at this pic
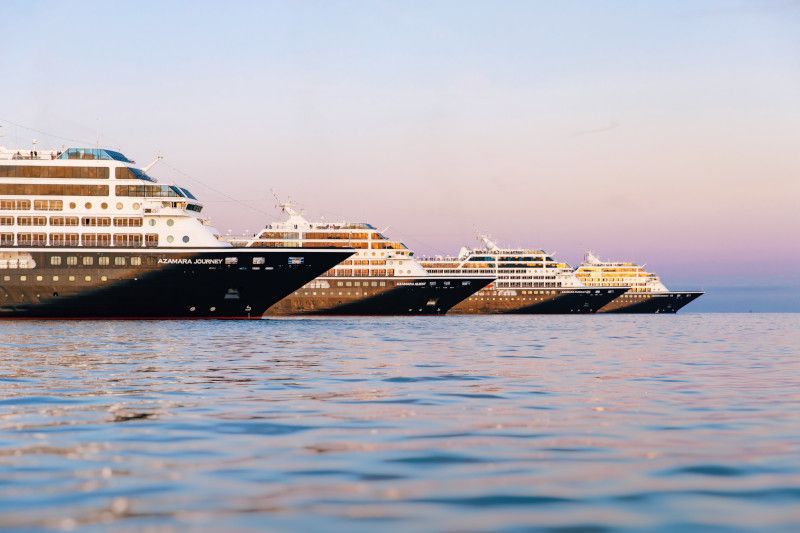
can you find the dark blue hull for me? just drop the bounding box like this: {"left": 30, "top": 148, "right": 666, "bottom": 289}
{"left": 0, "top": 248, "right": 352, "bottom": 318}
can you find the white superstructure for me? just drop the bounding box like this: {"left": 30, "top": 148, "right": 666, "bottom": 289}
{"left": 422, "top": 235, "right": 584, "bottom": 290}
{"left": 575, "top": 252, "right": 669, "bottom": 293}
{"left": 0, "top": 146, "right": 223, "bottom": 249}
{"left": 236, "top": 203, "right": 431, "bottom": 279}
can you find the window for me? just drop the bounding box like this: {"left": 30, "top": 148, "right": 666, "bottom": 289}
{"left": 50, "top": 216, "right": 79, "bottom": 226}
{"left": 81, "top": 234, "right": 110, "bottom": 247}
{"left": 114, "top": 257, "right": 126, "bottom": 266}
{"left": 50, "top": 233, "right": 79, "bottom": 246}
{"left": 50, "top": 256, "right": 62, "bottom": 266}
{"left": 83, "top": 256, "right": 93, "bottom": 266}
{"left": 0, "top": 233, "right": 12, "bottom": 245}
{"left": 17, "top": 216, "right": 47, "bottom": 226}
{"left": 166, "top": 235, "right": 174, "bottom": 243}
{"left": 115, "top": 185, "right": 183, "bottom": 198}
{"left": 0, "top": 216, "right": 12, "bottom": 225}
{"left": 225, "top": 257, "right": 238, "bottom": 265}
{"left": 59, "top": 148, "right": 131, "bottom": 162}
{"left": 253, "top": 257, "right": 265, "bottom": 265}
{"left": 17, "top": 233, "right": 46, "bottom": 246}
{"left": 81, "top": 217, "right": 111, "bottom": 227}
{"left": 114, "top": 234, "right": 142, "bottom": 247}
{"left": 101, "top": 202, "right": 108, "bottom": 210}
{"left": 144, "top": 234, "right": 158, "bottom": 247}
{"left": 0, "top": 165, "right": 109, "bottom": 179}
{"left": 0, "top": 199, "right": 31, "bottom": 210}
{"left": 66, "top": 256, "right": 78, "bottom": 266}
{"left": 99, "top": 257, "right": 110, "bottom": 266}
{"left": 114, "top": 167, "right": 156, "bottom": 182}
{"left": 113, "top": 217, "right": 143, "bottom": 227}
{"left": 182, "top": 236, "right": 190, "bottom": 243}
{"left": 34, "top": 200, "right": 63, "bottom": 211}
{"left": 0, "top": 184, "right": 109, "bottom": 196}
{"left": 130, "top": 257, "right": 141, "bottom": 266}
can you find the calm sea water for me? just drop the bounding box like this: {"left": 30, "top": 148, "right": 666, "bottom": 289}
{"left": 1, "top": 314, "right": 798, "bottom": 532}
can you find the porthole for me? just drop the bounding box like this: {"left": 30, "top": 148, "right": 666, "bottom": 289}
{"left": 148, "top": 219, "right": 156, "bottom": 227}
{"left": 210, "top": 306, "right": 216, "bottom": 312}
{"left": 52, "top": 276, "right": 59, "bottom": 282}
{"left": 69, "top": 202, "right": 76, "bottom": 209}
{"left": 20, "top": 276, "right": 26, "bottom": 281}
{"left": 85, "top": 202, "right": 92, "bottom": 209}
{"left": 116, "top": 202, "right": 123, "bottom": 210}
{"left": 36, "top": 276, "right": 43, "bottom": 281}
{"left": 133, "top": 203, "right": 141, "bottom": 210}
{"left": 101, "top": 202, "right": 108, "bottom": 210}
{"left": 85, "top": 276, "right": 92, "bottom": 282}
{"left": 68, "top": 276, "right": 75, "bottom": 281}
{"left": 182, "top": 236, "right": 189, "bottom": 243}
{"left": 101, "top": 276, "right": 108, "bottom": 282}
{"left": 166, "top": 219, "right": 174, "bottom": 227}
{"left": 166, "top": 235, "right": 174, "bottom": 243}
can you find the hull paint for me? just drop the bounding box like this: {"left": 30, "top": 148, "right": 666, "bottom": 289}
{"left": 597, "top": 291, "right": 703, "bottom": 313}
{"left": 0, "top": 248, "right": 352, "bottom": 319}
{"left": 266, "top": 276, "right": 494, "bottom": 316}
{"left": 448, "top": 287, "right": 628, "bottom": 314}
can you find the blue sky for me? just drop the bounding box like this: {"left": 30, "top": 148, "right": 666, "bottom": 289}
{"left": 1, "top": 1, "right": 799, "bottom": 310}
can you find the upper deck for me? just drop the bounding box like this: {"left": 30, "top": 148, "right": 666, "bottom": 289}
{"left": 0, "top": 146, "right": 220, "bottom": 249}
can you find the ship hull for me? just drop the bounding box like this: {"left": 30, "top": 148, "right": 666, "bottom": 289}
{"left": 265, "top": 276, "right": 493, "bottom": 316}
{"left": 447, "top": 287, "right": 628, "bottom": 314}
{"left": 0, "top": 248, "right": 351, "bottom": 319}
{"left": 597, "top": 291, "right": 703, "bottom": 313}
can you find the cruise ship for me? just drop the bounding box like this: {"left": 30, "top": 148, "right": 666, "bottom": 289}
{"left": 230, "top": 203, "right": 494, "bottom": 315}
{"left": 421, "top": 237, "right": 626, "bottom": 314}
{"left": 0, "top": 146, "right": 352, "bottom": 318}
{"left": 574, "top": 252, "right": 703, "bottom": 313}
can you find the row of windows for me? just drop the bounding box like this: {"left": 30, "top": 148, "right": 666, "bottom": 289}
{"left": 49, "top": 255, "right": 143, "bottom": 267}
{"left": 4, "top": 274, "right": 110, "bottom": 282}
{"left": 252, "top": 240, "right": 404, "bottom": 250}
{"left": 0, "top": 233, "right": 158, "bottom": 247}
{"left": 324, "top": 269, "right": 395, "bottom": 277}
{"left": 0, "top": 184, "right": 109, "bottom": 196}
{"left": 115, "top": 185, "right": 183, "bottom": 198}
{"left": 0, "top": 165, "right": 109, "bottom": 179}
{"left": 0, "top": 199, "right": 140, "bottom": 211}
{"left": 0, "top": 216, "right": 144, "bottom": 227}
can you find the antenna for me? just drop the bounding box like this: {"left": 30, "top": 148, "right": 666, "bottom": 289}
{"left": 477, "top": 232, "right": 499, "bottom": 251}
{"left": 142, "top": 155, "right": 163, "bottom": 173}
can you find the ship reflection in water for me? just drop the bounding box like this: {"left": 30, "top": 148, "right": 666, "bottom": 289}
{"left": 1, "top": 315, "right": 798, "bottom": 531}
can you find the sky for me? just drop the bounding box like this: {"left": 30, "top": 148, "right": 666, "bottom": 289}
{"left": 1, "top": 1, "right": 798, "bottom": 311}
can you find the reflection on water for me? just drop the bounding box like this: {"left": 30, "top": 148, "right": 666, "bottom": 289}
{"left": 1, "top": 314, "right": 799, "bottom": 531}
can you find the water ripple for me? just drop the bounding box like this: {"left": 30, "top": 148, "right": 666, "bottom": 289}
{"left": 0, "top": 314, "right": 799, "bottom": 531}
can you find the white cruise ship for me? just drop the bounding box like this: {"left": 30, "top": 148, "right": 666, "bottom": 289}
{"left": 0, "top": 146, "right": 352, "bottom": 318}
{"left": 421, "top": 236, "right": 626, "bottom": 314}
{"left": 574, "top": 252, "right": 703, "bottom": 313}
{"left": 229, "top": 203, "right": 493, "bottom": 315}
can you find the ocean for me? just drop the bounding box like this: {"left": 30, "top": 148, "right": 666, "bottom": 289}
{"left": 1, "top": 314, "right": 798, "bottom": 531}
